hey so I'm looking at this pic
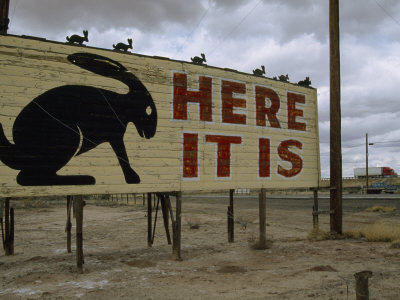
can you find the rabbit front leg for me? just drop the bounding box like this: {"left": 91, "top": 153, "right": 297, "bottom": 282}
{"left": 110, "top": 139, "right": 140, "bottom": 183}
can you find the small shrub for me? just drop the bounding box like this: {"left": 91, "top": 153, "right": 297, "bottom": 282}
{"left": 187, "top": 217, "right": 201, "bottom": 229}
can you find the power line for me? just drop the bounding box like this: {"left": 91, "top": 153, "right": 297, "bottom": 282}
{"left": 374, "top": 0, "right": 400, "bottom": 27}
{"left": 208, "top": 0, "right": 262, "bottom": 57}
{"left": 370, "top": 140, "right": 400, "bottom": 144}
{"left": 172, "top": 4, "right": 211, "bottom": 59}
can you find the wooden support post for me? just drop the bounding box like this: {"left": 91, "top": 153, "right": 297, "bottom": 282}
{"left": 312, "top": 188, "right": 319, "bottom": 229}
{"left": 75, "top": 195, "right": 84, "bottom": 273}
{"left": 151, "top": 197, "right": 160, "bottom": 244}
{"left": 355, "top": 271, "right": 372, "bottom": 300}
{"left": 4, "top": 198, "right": 9, "bottom": 253}
{"left": 160, "top": 194, "right": 172, "bottom": 244}
{"left": 172, "top": 192, "right": 182, "bottom": 261}
{"left": 147, "top": 193, "right": 152, "bottom": 247}
{"left": 329, "top": 0, "right": 343, "bottom": 234}
{"left": 0, "top": 199, "right": 4, "bottom": 249}
{"left": 4, "top": 197, "right": 14, "bottom": 255}
{"left": 66, "top": 196, "right": 72, "bottom": 253}
{"left": 0, "top": 0, "right": 10, "bottom": 35}
{"left": 258, "top": 188, "right": 267, "bottom": 248}
{"left": 228, "top": 189, "right": 234, "bottom": 243}
{"left": 9, "top": 207, "right": 14, "bottom": 255}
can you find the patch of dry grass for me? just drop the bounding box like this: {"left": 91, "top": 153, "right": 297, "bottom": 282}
{"left": 308, "top": 221, "right": 400, "bottom": 243}
{"left": 365, "top": 206, "right": 397, "bottom": 213}
{"left": 362, "top": 222, "right": 400, "bottom": 242}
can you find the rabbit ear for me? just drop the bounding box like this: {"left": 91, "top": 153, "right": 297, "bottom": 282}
{"left": 68, "top": 52, "right": 127, "bottom": 76}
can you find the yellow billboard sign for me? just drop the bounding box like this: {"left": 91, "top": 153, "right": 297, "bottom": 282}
{"left": 0, "top": 35, "right": 320, "bottom": 197}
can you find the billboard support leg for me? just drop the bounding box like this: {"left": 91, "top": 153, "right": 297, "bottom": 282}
{"left": 160, "top": 194, "right": 172, "bottom": 245}
{"left": 147, "top": 193, "right": 152, "bottom": 247}
{"left": 75, "top": 195, "right": 84, "bottom": 273}
{"left": 228, "top": 189, "right": 234, "bottom": 243}
{"left": 172, "top": 192, "right": 182, "bottom": 261}
{"left": 3, "top": 198, "right": 14, "bottom": 255}
{"left": 66, "top": 195, "right": 72, "bottom": 253}
{"left": 258, "top": 188, "right": 267, "bottom": 248}
{"left": 311, "top": 188, "right": 319, "bottom": 229}
{"left": 151, "top": 196, "right": 160, "bottom": 244}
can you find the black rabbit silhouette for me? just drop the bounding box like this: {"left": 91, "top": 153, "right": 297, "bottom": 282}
{"left": 253, "top": 65, "right": 265, "bottom": 77}
{"left": 298, "top": 77, "right": 312, "bottom": 87}
{"left": 113, "top": 38, "right": 133, "bottom": 52}
{"left": 66, "top": 30, "right": 89, "bottom": 45}
{"left": 0, "top": 52, "right": 157, "bottom": 186}
{"left": 191, "top": 53, "right": 206, "bottom": 65}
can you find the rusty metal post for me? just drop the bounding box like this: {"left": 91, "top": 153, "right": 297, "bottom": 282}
{"left": 259, "top": 188, "right": 267, "bottom": 247}
{"left": 354, "top": 271, "right": 372, "bottom": 300}
{"left": 172, "top": 192, "right": 182, "bottom": 261}
{"left": 147, "top": 193, "right": 152, "bottom": 247}
{"left": 329, "top": 0, "right": 343, "bottom": 234}
{"left": 0, "top": 0, "right": 10, "bottom": 35}
{"left": 75, "top": 195, "right": 84, "bottom": 273}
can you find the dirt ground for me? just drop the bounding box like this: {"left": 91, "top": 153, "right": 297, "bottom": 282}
{"left": 1, "top": 195, "right": 400, "bottom": 299}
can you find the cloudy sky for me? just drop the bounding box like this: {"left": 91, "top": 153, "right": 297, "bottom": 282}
{"left": 6, "top": 0, "right": 400, "bottom": 178}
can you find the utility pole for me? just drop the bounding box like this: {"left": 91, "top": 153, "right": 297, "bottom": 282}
{"left": 329, "top": 0, "right": 342, "bottom": 234}
{"left": 0, "top": 0, "right": 10, "bottom": 34}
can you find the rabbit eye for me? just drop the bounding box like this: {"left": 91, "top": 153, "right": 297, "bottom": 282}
{"left": 146, "top": 106, "right": 152, "bottom": 116}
